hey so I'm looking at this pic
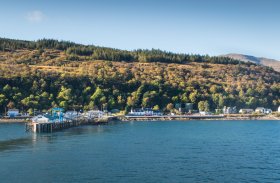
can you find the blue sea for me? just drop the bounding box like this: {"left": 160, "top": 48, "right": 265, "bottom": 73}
{"left": 0, "top": 120, "right": 280, "bottom": 183}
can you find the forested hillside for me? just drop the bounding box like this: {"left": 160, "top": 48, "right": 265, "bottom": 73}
{"left": 0, "top": 38, "right": 279, "bottom": 114}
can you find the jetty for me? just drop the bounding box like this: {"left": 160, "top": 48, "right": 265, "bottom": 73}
{"left": 26, "top": 117, "right": 115, "bottom": 133}
{"left": 26, "top": 108, "right": 116, "bottom": 133}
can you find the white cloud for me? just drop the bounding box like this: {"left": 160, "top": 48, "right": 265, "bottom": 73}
{"left": 26, "top": 10, "right": 45, "bottom": 23}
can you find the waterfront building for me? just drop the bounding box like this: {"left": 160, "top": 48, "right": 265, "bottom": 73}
{"left": 7, "top": 109, "right": 19, "bottom": 117}
{"left": 255, "top": 107, "right": 272, "bottom": 114}
{"left": 32, "top": 115, "right": 50, "bottom": 123}
{"left": 129, "top": 108, "right": 145, "bottom": 116}
{"left": 278, "top": 106, "right": 280, "bottom": 112}
{"left": 255, "top": 107, "right": 265, "bottom": 113}
{"left": 239, "top": 109, "right": 254, "bottom": 114}
{"left": 52, "top": 108, "right": 64, "bottom": 122}
{"left": 31, "top": 108, "right": 66, "bottom": 123}
{"left": 199, "top": 111, "right": 211, "bottom": 115}
{"left": 128, "top": 108, "right": 163, "bottom": 116}
{"left": 223, "top": 106, "right": 237, "bottom": 114}
{"left": 86, "top": 110, "right": 104, "bottom": 119}
{"left": 65, "top": 111, "right": 80, "bottom": 119}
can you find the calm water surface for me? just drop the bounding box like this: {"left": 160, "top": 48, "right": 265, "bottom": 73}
{"left": 0, "top": 120, "right": 280, "bottom": 183}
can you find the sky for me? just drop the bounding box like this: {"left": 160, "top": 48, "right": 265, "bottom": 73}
{"left": 1, "top": 0, "right": 280, "bottom": 59}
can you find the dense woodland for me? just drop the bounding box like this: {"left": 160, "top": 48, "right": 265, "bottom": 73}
{"left": 0, "top": 38, "right": 250, "bottom": 64}
{"left": 0, "top": 38, "right": 279, "bottom": 114}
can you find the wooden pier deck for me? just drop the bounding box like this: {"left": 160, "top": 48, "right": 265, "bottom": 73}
{"left": 26, "top": 118, "right": 109, "bottom": 133}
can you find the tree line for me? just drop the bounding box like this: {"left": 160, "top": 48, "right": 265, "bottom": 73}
{"left": 0, "top": 38, "right": 253, "bottom": 65}
{"left": 0, "top": 62, "right": 279, "bottom": 115}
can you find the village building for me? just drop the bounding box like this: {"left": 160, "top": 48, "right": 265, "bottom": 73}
{"left": 7, "top": 109, "right": 20, "bottom": 117}
{"left": 65, "top": 111, "right": 80, "bottom": 119}
{"left": 199, "top": 111, "right": 212, "bottom": 115}
{"left": 86, "top": 110, "right": 104, "bottom": 118}
{"left": 239, "top": 109, "right": 254, "bottom": 114}
{"left": 128, "top": 108, "right": 163, "bottom": 116}
{"left": 255, "top": 107, "right": 272, "bottom": 114}
{"left": 128, "top": 108, "right": 145, "bottom": 116}
{"left": 223, "top": 106, "right": 237, "bottom": 114}
{"left": 32, "top": 115, "right": 50, "bottom": 123}
{"left": 255, "top": 107, "right": 265, "bottom": 113}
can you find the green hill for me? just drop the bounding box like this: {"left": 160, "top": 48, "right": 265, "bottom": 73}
{"left": 0, "top": 38, "right": 279, "bottom": 114}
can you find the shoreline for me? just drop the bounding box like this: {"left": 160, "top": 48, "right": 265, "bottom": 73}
{"left": 119, "top": 115, "right": 280, "bottom": 122}
{"left": 1, "top": 115, "right": 279, "bottom": 124}
{"left": 120, "top": 118, "right": 280, "bottom": 122}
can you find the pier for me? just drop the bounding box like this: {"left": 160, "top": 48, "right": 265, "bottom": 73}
{"left": 25, "top": 108, "right": 121, "bottom": 133}
{"left": 25, "top": 112, "right": 119, "bottom": 133}
{"left": 26, "top": 118, "right": 111, "bottom": 133}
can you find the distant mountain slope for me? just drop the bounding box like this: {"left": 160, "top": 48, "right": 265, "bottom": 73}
{"left": 222, "top": 53, "right": 280, "bottom": 72}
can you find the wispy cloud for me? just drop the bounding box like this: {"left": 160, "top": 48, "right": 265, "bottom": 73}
{"left": 26, "top": 10, "right": 45, "bottom": 23}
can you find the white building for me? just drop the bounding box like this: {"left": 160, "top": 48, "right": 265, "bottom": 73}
{"left": 239, "top": 109, "right": 254, "bottom": 114}
{"left": 199, "top": 111, "right": 212, "bottom": 115}
{"left": 128, "top": 108, "right": 145, "bottom": 116}
{"left": 7, "top": 109, "right": 19, "bottom": 117}
{"left": 86, "top": 110, "right": 104, "bottom": 119}
{"left": 264, "top": 109, "right": 272, "bottom": 114}
{"left": 255, "top": 107, "right": 272, "bottom": 114}
{"left": 128, "top": 108, "right": 163, "bottom": 116}
{"left": 255, "top": 107, "right": 265, "bottom": 113}
{"left": 65, "top": 111, "right": 80, "bottom": 119}
{"left": 278, "top": 106, "right": 280, "bottom": 112}
{"left": 32, "top": 115, "right": 50, "bottom": 123}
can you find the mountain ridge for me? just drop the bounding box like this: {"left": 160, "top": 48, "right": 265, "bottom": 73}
{"left": 222, "top": 53, "right": 280, "bottom": 72}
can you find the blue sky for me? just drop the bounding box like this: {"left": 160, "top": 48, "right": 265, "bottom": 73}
{"left": 1, "top": 0, "right": 280, "bottom": 59}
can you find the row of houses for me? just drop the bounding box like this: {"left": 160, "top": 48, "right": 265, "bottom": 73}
{"left": 174, "top": 103, "right": 279, "bottom": 115}
{"left": 128, "top": 108, "right": 163, "bottom": 116}
{"left": 3, "top": 105, "right": 280, "bottom": 118}
{"left": 129, "top": 106, "right": 279, "bottom": 116}
{"left": 223, "top": 106, "right": 275, "bottom": 114}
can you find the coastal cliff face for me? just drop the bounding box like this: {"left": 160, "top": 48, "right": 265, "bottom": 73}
{"left": 0, "top": 38, "right": 279, "bottom": 113}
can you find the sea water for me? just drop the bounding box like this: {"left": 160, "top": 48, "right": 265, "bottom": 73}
{"left": 0, "top": 120, "right": 280, "bottom": 183}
